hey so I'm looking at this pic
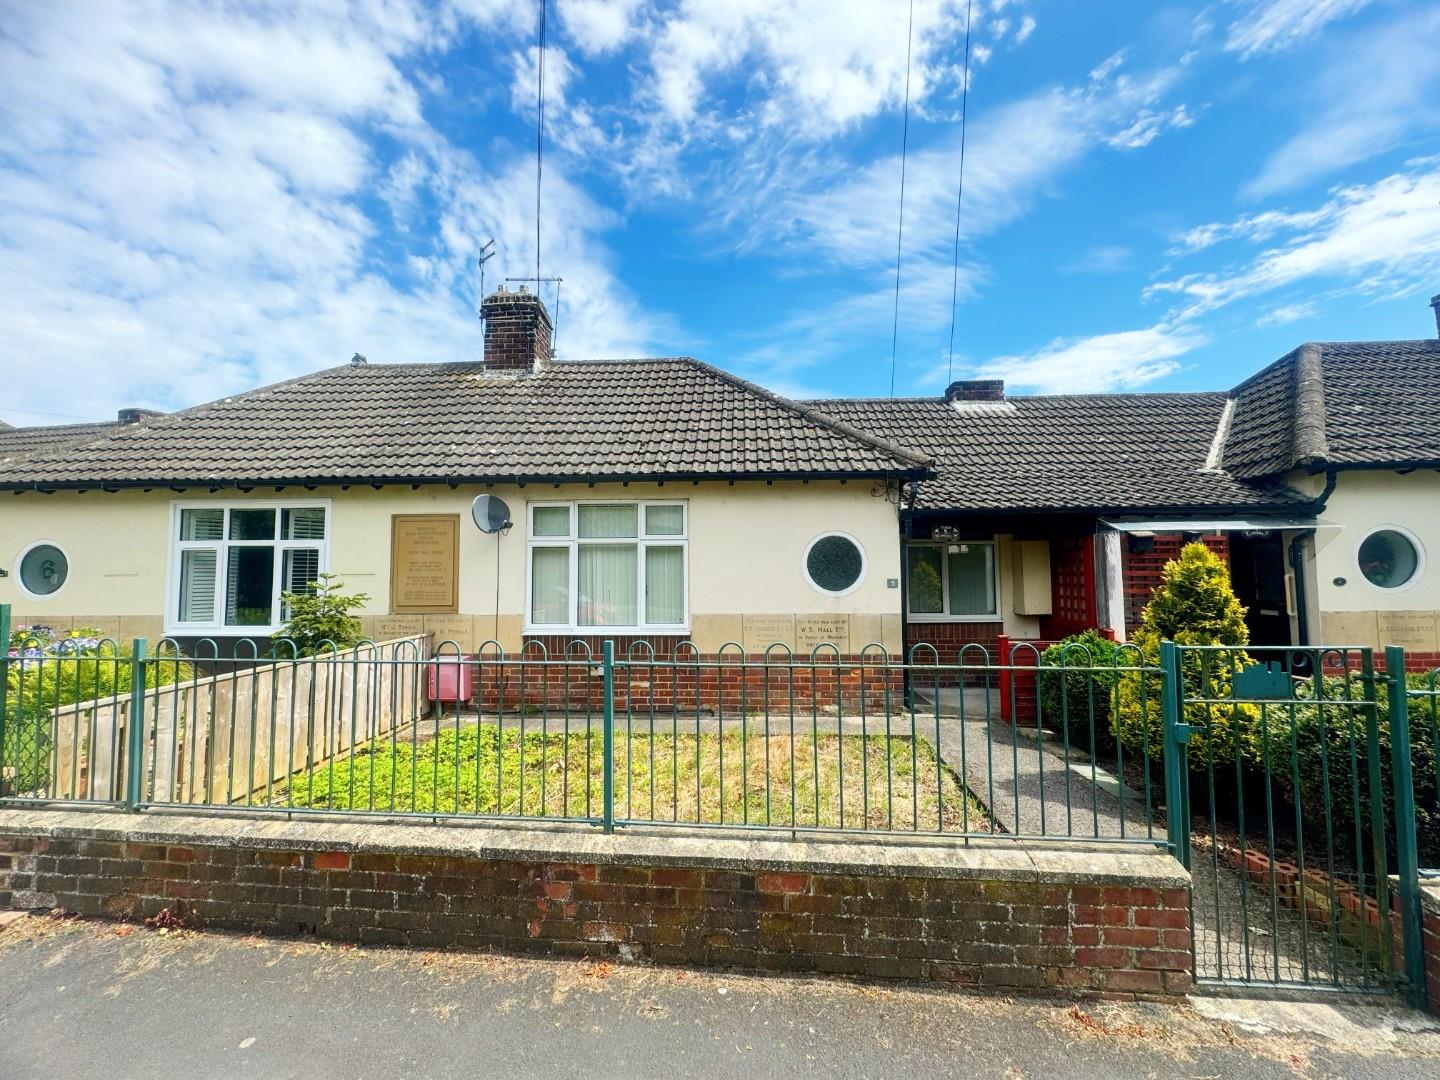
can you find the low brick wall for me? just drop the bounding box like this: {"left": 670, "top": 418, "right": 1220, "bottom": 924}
{"left": 1423, "top": 884, "right": 1440, "bottom": 1016}
{"left": 0, "top": 810, "right": 1191, "bottom": 998}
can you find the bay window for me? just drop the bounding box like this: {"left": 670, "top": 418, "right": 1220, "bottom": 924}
{"left": 169, "top": 502, "right": 329, "bottom": 633}
{"left": 905, "top": 540, "right": 997, "bottom": 619}
{"left": 527, "top": 501, "right": 688, "bottom": 631}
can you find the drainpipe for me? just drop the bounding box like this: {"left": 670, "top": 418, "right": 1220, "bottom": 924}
{"left": 898, "top": 486, "right": 916, "bottom": 706}
{"left": 1289, "top": 530, "right": 1312, "bottom": 647}
{"left": 1290, "top": 468, "right": 1337, "bottom": 647}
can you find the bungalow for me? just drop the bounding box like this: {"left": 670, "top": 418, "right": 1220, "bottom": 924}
{"left": 2, "top": 287, "right": 1439, "bottom": 665}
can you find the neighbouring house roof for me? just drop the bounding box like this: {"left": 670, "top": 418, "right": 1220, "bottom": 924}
{"left": 809, "top": 392, "right": 1311, "bottom": 514}
{"left": 0, "top": 419, "right": 125, "bottom": 465}
{"left": 0, "top": 359, "right": 932, "bottom": 490}
{"left": 1223, "top": 339, "right": 1440, "bottom": 478}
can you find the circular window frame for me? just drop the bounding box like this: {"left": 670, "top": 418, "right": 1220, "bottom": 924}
{"left": 14, "top": 539, "right": 71, "bottom": 600}
{"left": 801, "top": 532, "right": 868, "bottom": 598}
{"left": 1354, "top": 524, "right": 1425, "bottom": 593}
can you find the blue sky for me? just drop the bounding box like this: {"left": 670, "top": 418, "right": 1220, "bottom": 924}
{"left": 2, "top": 0, "right": 1439, "bottom": 426}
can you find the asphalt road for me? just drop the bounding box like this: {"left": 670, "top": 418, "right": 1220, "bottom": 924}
{"left": 1, "top": 913, "right": 1437, "bottom": 1079}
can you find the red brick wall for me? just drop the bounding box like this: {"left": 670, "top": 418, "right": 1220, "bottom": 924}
{"left": 1121, "top": 533, "right": 1229, "bottom": 633}
{"left": 0, "top": 830, "right": 1193, "bottom": 998}
{"left": 446, "top": 653, "right": 905, "bottom": 714}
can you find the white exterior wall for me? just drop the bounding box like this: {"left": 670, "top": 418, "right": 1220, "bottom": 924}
{"left": 1312, "top": 469, "right": 1440, "bottom": 653}
{"left": 0, "top": 480, "right": 906, "bottom": 652}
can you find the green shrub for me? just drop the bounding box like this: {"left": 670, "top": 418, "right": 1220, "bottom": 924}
{"left": 1251, "top": 672, "right": 1439, "bottom": 868}
{"left": 1037, "top": 630, "right": 1123, "bottom": 756}
{"left": 4, "top": 626, "right": 192, "bottom": 796}
{"left": 278, "top": 573, "right": 369, "bottom": 656}
{"left": 1113, "top": 542, "right": 1257, "bottom": 770}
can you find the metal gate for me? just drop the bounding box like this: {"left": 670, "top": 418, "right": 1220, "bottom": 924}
{"left": 1162, "top": 642, "right": 1427, "bottom": 1002}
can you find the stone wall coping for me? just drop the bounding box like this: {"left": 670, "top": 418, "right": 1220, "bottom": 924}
{"left": 0, "top": 809, "right": 1188, "bottom": 888}
{"left": 1421, "top": 881, "right": 1440, "bottom": 916}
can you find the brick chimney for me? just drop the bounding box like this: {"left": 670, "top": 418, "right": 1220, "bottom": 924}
{"left": 481, "top": 285, "right": 552, "bottom": 372}
{"left": 117, "top": 408, "right": 163, "bottom": 424}
{"left": 944, "top": 379, "right": 1004, "bottom": 403}
{"left": 1430, "top": 292, "right": 1439, "bottom": 338}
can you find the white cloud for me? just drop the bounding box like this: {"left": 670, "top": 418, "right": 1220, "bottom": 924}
{"left": 1149, "top": 164, "right": 1440, "bottom": 319}
{"left": 559, "top": 0, "right": 646, "bottom": 55}
{"left": 1224, "top": 0, "right": 1376, "bottom": 59}
{"left": 1257, "top": 301, "right": 1318, "bottom": 326}
{"left": 0, "top": 1, "right": 659, "bottom": 425}
{"left": 1061, "top": 245, "right": 1132, "bottom": 274}
{"left": 974, "top": 324, "right": 1205, "bottom": 394}
{"left": 1244, "top": 6, "right": 1440, "bottom": 197}
{"left": 1015, "top": 15, "right": 1036, "bottom": 43}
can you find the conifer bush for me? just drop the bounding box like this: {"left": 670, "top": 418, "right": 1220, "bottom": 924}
{"left": 1113, "top": 542, "right": 1258, "bottom": 769}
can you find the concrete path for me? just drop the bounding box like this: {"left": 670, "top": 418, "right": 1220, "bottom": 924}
{"left": 2, "top": 914, "right": 1436, "bottom": 1080}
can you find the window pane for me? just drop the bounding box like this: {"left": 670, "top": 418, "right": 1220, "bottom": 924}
{"left": 532, "top": 506, "right": 571, "bottom": 537}
{"left": 178, "top": 549, "right": 217, "bottom": 622}
{"left": 1358, "top": 529, "right": 1420, "bottom": 588}
{"left": 281, "top": 548, "right": 321, "bottom": 617}
{"left": 530, "top": 547, "right": 570, "bottom": 624}
{"left": 644, "top": 505, "right": 684, "bottom": 536}
{"left": 906, "top": 547, "right": 944, "bottom": 614}
{"left": 578, "top": 504, "right": 637, "bottom": 539}
{"left": 19, "top": 544, "right": 68, "bottom": 596}
{"left": 578, "top": 544, "right": 637, "bottom": 626}
{"left": 645, "top": 546, "right": 684, "bottom": 624}
{"left": 180, "top": 508, "right": 223, "bottom": 540}
{"left": 947, "top": 544, "right": 996, "bottom": 616}
{"left": 229, "top": 508, "right": 275, "bottom": 541}
{"left": 281, "top": 507, "right": 325, "bottom": 540}
{"left": 226, "top": 546, "right": 275, "bottom": 626}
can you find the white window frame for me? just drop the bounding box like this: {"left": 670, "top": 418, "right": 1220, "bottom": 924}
{"left": 1354, "top": 524, "right": 1425, "bottom": 593}
{"left": 13, "top": 539, "right": 71, "bottom": 601}
{"left": 164, "top": 499, "right": 332, "bottom": 636}
{"left": 801, "top": 532, "right": 868, "bottom": 597}
{"left": 524, "top": 500, "right": 689, "bottom": 634}
{"left": 904, "top": 539, "right": 1001, "bottom": 623}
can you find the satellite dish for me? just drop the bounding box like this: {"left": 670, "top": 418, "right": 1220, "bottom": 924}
{"left": 471, "top": 494, "right": 512, "bottom": 534}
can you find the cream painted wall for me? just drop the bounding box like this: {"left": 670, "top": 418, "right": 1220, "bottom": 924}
{"left": 1312, "top": 470, "right": 1440, "bottom": 650}
{"left": 0, "top": 480, "right": 905, "bottom": 652}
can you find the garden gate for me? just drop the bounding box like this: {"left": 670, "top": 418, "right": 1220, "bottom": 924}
{"left": 1162, "top": 641, "right": 1427, "bottom": 1003}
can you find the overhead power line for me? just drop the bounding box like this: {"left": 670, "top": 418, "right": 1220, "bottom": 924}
{"left": 889, "top": 0, "right": 916, "bottom": 398}
{"left": 946, "top": 0, "right": 975, "bottom": 384}
{"left": 536, "top": 0, "right": 547, "bottom": 288}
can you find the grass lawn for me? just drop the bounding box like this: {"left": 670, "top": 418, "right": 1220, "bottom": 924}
{"left": 274, "top": 724, "right": 992, "bottom": 833}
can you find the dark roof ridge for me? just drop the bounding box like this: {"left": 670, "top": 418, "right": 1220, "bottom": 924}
{"left": 674, "top": 357, "right": 934, "bottom": 471}
{"left": 1291, "top": 342, "right": 1329, "bottom": 469}
{"left": 806, "top": 389, "right": 1229, "bottom": 406}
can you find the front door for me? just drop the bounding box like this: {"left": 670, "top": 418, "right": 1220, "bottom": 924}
{"left": 1228, "top": 532, "right": 1291, "bottom": 646}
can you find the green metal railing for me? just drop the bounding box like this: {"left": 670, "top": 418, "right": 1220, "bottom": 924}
{"left": 1168, "top": 642, "right": 1430, "bottom": 1005}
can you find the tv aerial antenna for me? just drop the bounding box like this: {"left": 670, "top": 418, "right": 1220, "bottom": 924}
{"left": 477, "top": 239, "right": 497, "bottom": 308}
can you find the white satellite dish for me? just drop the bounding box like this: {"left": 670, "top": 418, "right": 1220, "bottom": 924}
{"left": 471, "top": 494, "right": 512, "bottom": 533}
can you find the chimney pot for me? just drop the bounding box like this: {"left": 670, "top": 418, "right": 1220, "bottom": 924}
{"left": 944, "top": 379, "right": 1005, "bottom": 403}
{"left": 480, "top": 286, "right": 553, "bottom": 372}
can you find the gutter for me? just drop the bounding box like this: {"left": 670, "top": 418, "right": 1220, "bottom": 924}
{"left": 0, "top": 466, "right": 936, "bottom": 493}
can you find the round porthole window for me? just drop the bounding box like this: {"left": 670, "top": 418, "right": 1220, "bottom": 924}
{"left": 1357, "top": 528, "right": 1422, "bottom": 589}
{"left": 804, "top": 533, "right": 866, "bottom": 596}
{"left": 17, "top": 542, "right": 69, "bottom": 597}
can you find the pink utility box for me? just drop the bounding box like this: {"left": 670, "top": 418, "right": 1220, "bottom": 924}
{"left": 427, "top": 656, "right": 475, "bottom": 703}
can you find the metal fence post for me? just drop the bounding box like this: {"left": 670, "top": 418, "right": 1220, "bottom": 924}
{"left": 1160, "top": 639, "right": 1191, "bottom": 866}
{"left": 0, "top": 604, "right": 10, "bottom": 799}
{"left": 602, "top": 639, "right": 615, "bottom": 833}
{"left": 125, "top": 638, "right": 148, "bottom": 812}
{"left": 1385, "top": 645, "right": 1427, "bottom": 1008}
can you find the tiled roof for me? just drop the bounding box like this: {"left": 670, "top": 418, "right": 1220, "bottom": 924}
{"left": 0, "top": 359, "right": 931, "bottom": 488}
{"left": 808, "top": 393, "right": 1309, "bottom": 513}
{"left": 0, "top": 420, "right": 125, "bottom": 465}
{"left": 1224, "top": 339, "right": 1440, "bottom": 478}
